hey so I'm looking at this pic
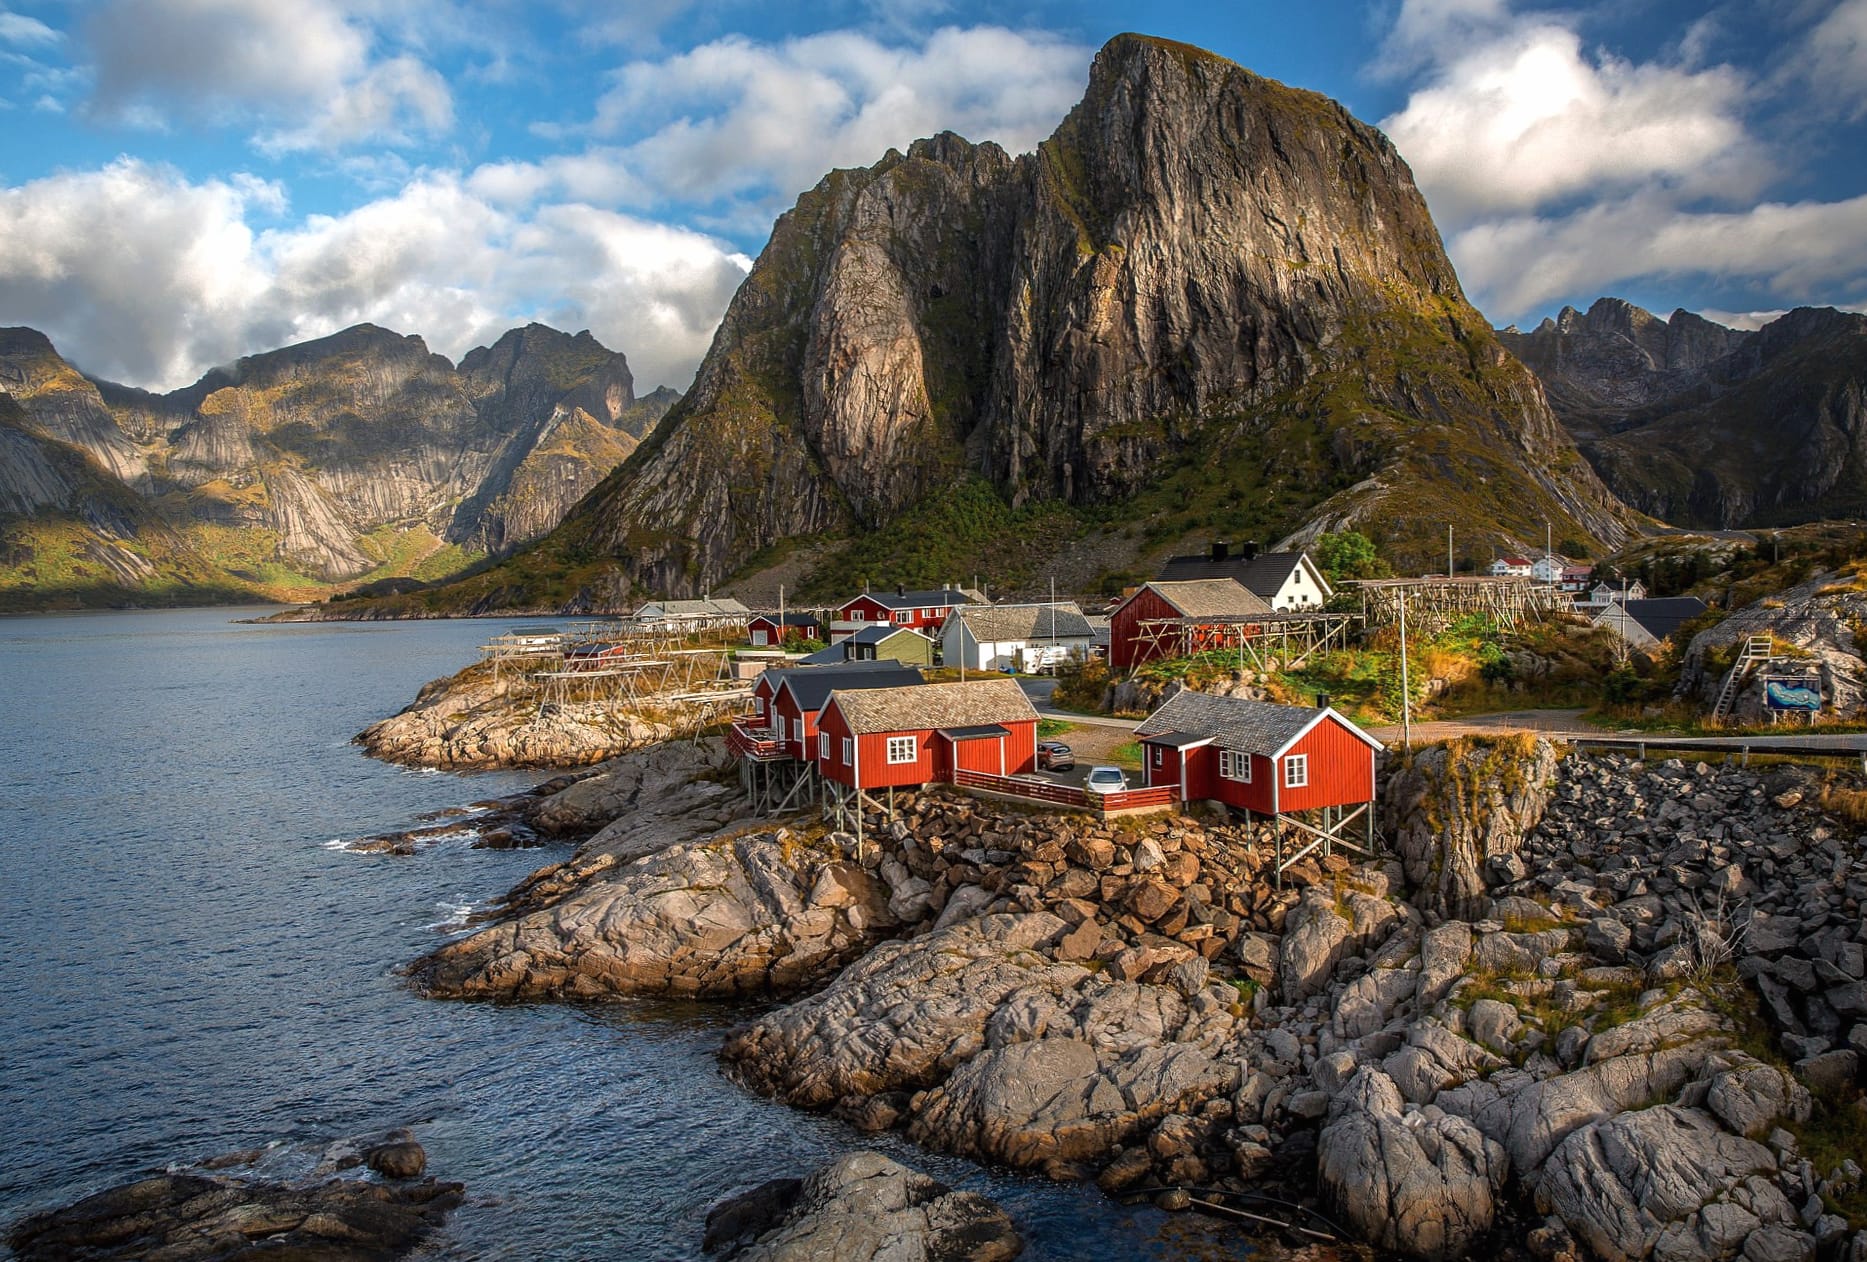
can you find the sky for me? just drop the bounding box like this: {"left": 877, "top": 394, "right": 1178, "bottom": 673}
{"left": 0, "top": 0, "right": 1863, "bottom": 393}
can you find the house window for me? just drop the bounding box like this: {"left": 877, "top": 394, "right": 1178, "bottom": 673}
{"left": 895, "top": 610, "right": 911, "bottom": 624}
{"left": 1285, "top": 755, "right": 1309, "bottom": 788}
{"left": 886, "top": 735, "right": 917, "bottom": 764}
{"left": 1152, "top": 746, "right": 1163, "bottom": 767}
{"left": 922, "top": 607, "right": 934, "bottom": 619}
{"left": 754, "top": 697, "right": 765, "bottom": 717}
{"left": 793, "top": 718, "right": 804, "bottom": 742}
{"left": 818, "top": 733, "right": 828, "bottom": 760}
{"left": 851, "top": 609, "right": 866, "bottom": 622}
{"left": 841, "top": 738, "right": 854, "bottom": 763}
{"left": 751, "top": 629, "right": 768, "bottom": 646}
{"left": 1220, "top": 750, "right": 1252, "bottom": 782}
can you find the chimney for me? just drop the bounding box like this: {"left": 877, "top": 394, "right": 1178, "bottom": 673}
{"left": 897, "top": 583, "right": 905, "bottom": 598}
{"left": 1241, "top": 540, "right": 1260, "bottom": 561}
{"left": 1210, "top": 540, "right": 1229, "bottom": 562}
{"left": 1315, "top": 692, "right": 1331, "bottom": 711}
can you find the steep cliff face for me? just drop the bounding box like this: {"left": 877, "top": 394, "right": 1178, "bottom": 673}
{"left": 555, "top": 33, "right": 1635, "bottom": 597}
{"left": 1497, "top": 298, "right": 1752, "bottom": 441}
{"left": 0, "top": 322, "right": 669, "bottom": 603}
{"left": 1504, "top": 300, "right": 1867, "bottom": 528}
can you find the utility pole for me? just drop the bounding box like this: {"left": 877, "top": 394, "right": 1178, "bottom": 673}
{"left": 1398, "top": 590, "right": 1412, "bottom": 751}
{"left": 1049, "top": 575, "right": 1057, "bottom": 676}
{"left": 778, "top": 584, "right": 785, "bottom": 652}
{"left": 1447, "top": 524, "right": 1454, "bottom": 580}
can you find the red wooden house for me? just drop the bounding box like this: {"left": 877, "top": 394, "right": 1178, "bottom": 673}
{"left": 747, "top": 612, "right": 824, "bottom": 646}
{"left": 1109, "top": 579, "right": 1272, "bottom": 669}
{"left": 1134, "top": 691, "right": 1382, "bottom": 817}
{"left": 815, "top": 678, "right": 1039, "bottom": 791}
{"left": 746, "top": 662, "right": 923, "bottom": 760}
{"left": 832, "top": 586, "right": 979, "bottom": 640}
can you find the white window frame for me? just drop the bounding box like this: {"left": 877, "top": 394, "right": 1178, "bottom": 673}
{"left": 1284, "top": 754, "right": 1309, "bottom": 788}
{"left": 1151, "top": 746, "right": 1163, "bottom": 768}
{"left": 754, "top": 697, "right": 765, "bottom": 717}
{"left": 793, "top": 718, "right": 804, "bottom": 742}
{"left": 851, "top": 608, "right": 867, "bottom": 622}
{"left": 894, "top": 610, "right": 912, "bottom": 624}
{"left": 751, "top": 628, "right": 768, "bottom": 646}
{"left": 841, "top": 738, "right": 854, "bottom": 764}
{"left": 1220, "top": 750, "right": 1252, "bottom": 783}
{"left": 885, "top": 735, "right": 917, "bottom": 764}
{"left": 818, "top": 733, "right": 829, "bottom": 760}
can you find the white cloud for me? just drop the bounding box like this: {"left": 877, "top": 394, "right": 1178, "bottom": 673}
{"left": 0, "top": 10, "right": 59, "bottom": 47}
{"left": 0, "top": 159, "right": 748, "bottom": 392}
{"left": 588, "top": 25, "right": 1090, "bottom": 216}
{"left": 1449, "top": 192, "right": 1867, "bottom": 320}
{"left": 82, "top": 0, "right": 451, "bottom": 150}
{"left": 1804, "top": 0, "right": 1867, "bottom": 119}
{"left": 1380, "top": 20, "right": 1761, "bottom": 224}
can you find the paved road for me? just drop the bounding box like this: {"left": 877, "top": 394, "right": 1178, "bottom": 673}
{"left": 1369, "top": 707, "right": 1867, "bottom": 757}
{"left": 1017, "top": 677, "right": 1138, "bottom": 729}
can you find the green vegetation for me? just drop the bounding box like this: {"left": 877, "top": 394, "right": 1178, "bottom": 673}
{"left": 1314, "top": 529, "right": 1387, "bottom": 583}
{"left": 1036, "top": 718, "right": 1074, "bottom": 739}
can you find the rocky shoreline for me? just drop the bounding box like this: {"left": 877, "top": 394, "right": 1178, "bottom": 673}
{"left": 382, "top": 732, "right": 1867, "bottom": 1260}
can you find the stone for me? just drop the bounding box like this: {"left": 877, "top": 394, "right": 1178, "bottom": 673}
{"left": 1584, "top": 917, "right": 1633, "bottom": 965}
{"left": 728, "top": 1152, "right": 1021, "bottom": 1262}
{"left": 1277, "top": 889, "right": 1353, "bottom": 1003}
{"left": 703, "top": 1178, "right": 803, "bottom": 1256}
{"left": 1383, "top": 738, "right": 1559, "bottom": 919}
{"left": 1467, "top": 999, "right": 1523, "bottom": 1055}
{"left": 1795, "top": 1050, "right": 1859, "bottom": 1095}
{"left": 1317, "top": 1068, "right": 1506, "bottom": 1260}
{"left": 1706, "top": 1057, "right": 1807, "bottom": 1138}
{"left": 1416, "top": 922, "right": 1473, "bottom": 1009}
{"left": 364, "top": 1138, "right": 426, "bottom": 1180}
{"left": 1054, "top": 918, "right": 1102, "bottom": 963}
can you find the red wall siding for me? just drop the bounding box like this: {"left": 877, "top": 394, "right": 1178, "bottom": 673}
{"left": 1111, "top": 588, "right": 1175, "bottom": 668}
{"left": 817, "top": 703, "right": 856, "bottom": 786}
{"left": 1144, "top": 742, "right": 1181, "bottom": 789}
{"left": 953, "top": 736, "right": 1006, "bottom": 776}
{"left": 856, "top": 730, "right": 936, "bottom": 789}
{"left": 1278, "top": 719, "right": 1377, "bottom": 811}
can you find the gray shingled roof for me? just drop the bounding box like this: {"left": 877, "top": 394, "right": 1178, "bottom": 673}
{"left": 955, "top": 602, "right": 1094, "bottom": 641}
{"left": 1135, "top": 691, "right": 1381, "bottom": 756}
{"left": 773, "top": 662, "right": 923, "bottom": 712}
{"left": 1145, "top": 579, "right": 1274, "bottom": 619}
{"left": 830, "top": 678, "right": 1037, "bottom": 734}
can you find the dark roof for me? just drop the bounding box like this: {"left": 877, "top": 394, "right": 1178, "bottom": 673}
{"left": 848, "top": 624, "right": 931, "bottom": 644}
{"left": 798, "top": 644, "right": 845, "bottom": 665}
{"left": 1620, "top": 597, "right": 1709, "bottom": 641}
{"left": 1135, "top": 730, "right": 1210, "bottom": 748}
{"left": 773, "top": 662, "right": 923, "bottom": 711}
{"left": 1157, "top": 551, "right": 1319, "bottom": 599}
{"left": 1135, "top": 691, "right": 1382, "bottom": 757}
{"left": 751, "top": 612, "right": 822, "bottom": 627}
{"left": 845, "top": 588, "right": 974, "bottom": 611}
{"left": 937, "top": 724, "right": 1010, "bottom": 740}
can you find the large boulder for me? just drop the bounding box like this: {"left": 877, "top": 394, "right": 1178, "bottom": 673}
{"left": 1535, "top": 1105, "right": 1803, "bottom": 1262}
{"left": 409, "top": 830, "right": 900, "bottom": 1000}
{"left": 721, "top": 1152, "right": 1021, "bottom": 1262}
{"left": 1383, "top": 737, "right": 1558, "bottom": 919}
{"left": 1317, "top": 1067, "right": 1506, "bottom": 1261}
{"left": 1277, "top": 884, "right": 1401, "bottom": 1003}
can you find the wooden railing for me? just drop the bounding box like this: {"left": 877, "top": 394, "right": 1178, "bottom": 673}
{"left": 950, "top": 770, "right": 1176, "bottom": 813}
{"left": 726, "top": 722, "right": 787, "bottom": 762}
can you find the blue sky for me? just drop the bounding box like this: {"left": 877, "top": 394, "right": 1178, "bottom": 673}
{"left": 1, "top": 0, "right": 1863, "bottom": 392}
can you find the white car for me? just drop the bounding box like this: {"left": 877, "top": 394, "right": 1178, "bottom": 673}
{"left": 1084, "top": 766, "right": 1127, "bottom": 794}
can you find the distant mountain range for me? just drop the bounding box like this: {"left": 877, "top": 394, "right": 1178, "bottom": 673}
{"left": 0, "top": 322, "right": 676, "bottom": 609}
{"left": 1499, "top": 298, "right": 1867, "bottom": 529}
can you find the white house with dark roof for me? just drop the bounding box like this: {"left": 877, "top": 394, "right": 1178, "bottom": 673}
{"left": 939, "top": 601, "right": 1097, "bottom": 672}
{"left": 1157, "top": 542, "right": 1332, "bottom": 610}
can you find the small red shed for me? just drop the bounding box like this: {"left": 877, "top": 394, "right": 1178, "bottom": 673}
{"left": 1133, "top": 691, "right": 1382, "bottom": 815}
{"left": 1109, "top": 579, "right": 1272, "bottom": 669}
{"left": 816, "top": 678, "right": 1039, "bottom": 791}
{"left": 747, "top": 612, "right": 824, "bottom": 646}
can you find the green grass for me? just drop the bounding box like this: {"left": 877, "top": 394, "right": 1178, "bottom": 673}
{"left": 1037, "top": 718, "right": 1074, "bottom": 739}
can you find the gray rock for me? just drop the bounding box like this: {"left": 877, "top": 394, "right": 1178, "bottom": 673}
{"left": 1741, "top": 1224, "right": 1816, "bottom": 1262}
{"left": 1416, "top": 922, "right": 1473, "bottom": 1010}
{"left": 1468, "top": 999, "right": 1523, "bottom": 1055}
{"left": 1317, "top": 1068, "right": 1506, "bottom": 1260}
{"left": 1277, "top": 889, "right": 1353, "bottom": 1003}
{"left": 732, "top": 1152, "right": 1021, "bottom": 1262}
{"left": 1585, "top": 916, "right": 1633, "bottom": 965}
{"left": 1794, "top": 1050, "right": 1859, "bottom": 1095}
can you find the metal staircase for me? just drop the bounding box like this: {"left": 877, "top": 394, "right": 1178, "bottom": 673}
{"left": 1711, "top": 634, "right": 1773, "bottom": 721}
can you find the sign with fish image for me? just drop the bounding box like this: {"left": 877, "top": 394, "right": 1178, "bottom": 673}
{"left": 1762, "top": 677, "right": 1822, "bottom": 711}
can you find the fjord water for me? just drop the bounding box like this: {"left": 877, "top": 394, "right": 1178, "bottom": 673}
{"left": 0, "top": 609, "right": 1240, "bottom": 1260}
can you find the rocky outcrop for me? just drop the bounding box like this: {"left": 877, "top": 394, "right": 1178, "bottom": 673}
{"left": 1383, "top": 735, "right": 1559, "bottom": 918}
{"left": 430, "top": 32, "right": 1634, "bottom": 607}
{"left": 1504, "top": 299, "right": 1867, "bottom": 529}
{"left": 706, "top": 1152, "right": 1022, "bottom": 1262}
{"left": 6, "top": 1138, "right": 461, "bottom": 1262}
{"left": 410, "top": 827, "right": 899, "bottom": 1000}
{"left": 1676, "top": 571, "right": 1867, "bottom": 720}
{"left": 0, "top": 321, "right": 673, "bottom": 606}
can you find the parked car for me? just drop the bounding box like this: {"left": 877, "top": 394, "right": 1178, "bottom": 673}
{"left": 1036, "top": 740, "right": 1074, "bottom": 771}
{"left": 1084, "top": 766, "right": 1127, "bottom": 794}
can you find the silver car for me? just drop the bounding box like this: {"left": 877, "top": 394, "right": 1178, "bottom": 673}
{"left": 1084, "top": 766, "right": 1127, "bottom": 794}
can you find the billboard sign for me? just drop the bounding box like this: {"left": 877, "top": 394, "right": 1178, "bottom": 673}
{"left": 1762, "top": 677, "right": 1821, "bottom": 711}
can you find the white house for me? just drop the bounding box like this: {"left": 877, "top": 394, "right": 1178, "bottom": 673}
{"left": 1156, "top": 543, "right": 1333, "bottom": 610}
{"left": 940, "top": 602, "right": 1097, "bottom": 672}
{"left": 633, "top": 596, "right": 751, "bottom": 632}
{"left": 1578, "top": 580, "right": 1647, "bottom": 612}
{"left": 1490, "top": 557, "right": 1534, "bottom": 578}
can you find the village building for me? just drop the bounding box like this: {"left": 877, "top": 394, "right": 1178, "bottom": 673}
{"left": 829, "top": 586, "right": 982, "bottom": 641}
{"left": 815, "top": 678, "right": 1039, "bottom": 792}
{"left": 1489, "top": 557, "right": 1534, "bottom": 578}
{"left": 1109, "top": 578, "right": 1273, "bottom": 669}
{"left": 842, "top": 624, "right": 937, "bottom": 667}
{"left": 1156, "top": 542, "right": 1332, "bottom": 610}
{"left": 1559, "top": 564, "right": 1594, "bottom": 593}
{"left": 940, "top": 601, "right": 1096, "bottom": 672}
{"left": 748, "top": 661, "right": 923, "bottom": 760}
{"left": 1593, "top": 596, "right": 1708, "bottom": 653}
{"left": 746, "top": 611, "right": 823, "bottom": 647}
{"left": 633, "top": 596, "right": 752, "bottom": 632}
{"left": 1576, "top": 579, "right": 1649, "bottom": 613}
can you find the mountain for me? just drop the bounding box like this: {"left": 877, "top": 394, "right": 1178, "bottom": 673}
{"left": 0, "top": 322, "right": 674, "bottom": 608}
{"left": 406, "top": 32, "right": 1634, "bottom": 611}
{"left": 1500, "top": 299, "right": 1867, "bottom": 528}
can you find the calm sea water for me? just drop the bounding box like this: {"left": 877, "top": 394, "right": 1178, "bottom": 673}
{"left": 0, "top": 608, "right": 1250, "bottom": 1260}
